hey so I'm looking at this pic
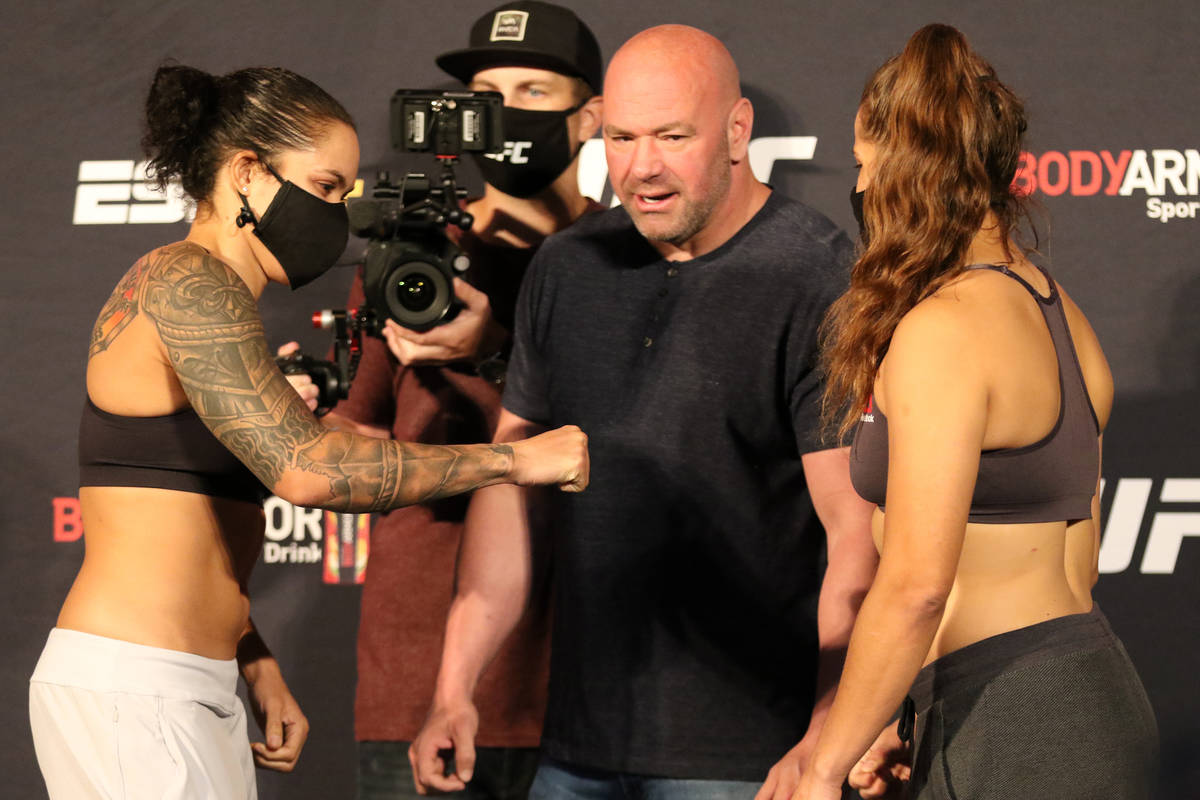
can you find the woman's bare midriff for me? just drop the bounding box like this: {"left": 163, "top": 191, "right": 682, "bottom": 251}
{"left": 870, "top": 508, "right": 1094, "bottom": 665}
{"left": 58, "top": 486, "right": 266, "bottom": 660}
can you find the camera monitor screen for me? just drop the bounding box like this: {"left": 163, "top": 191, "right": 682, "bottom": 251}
{"left": 391, "top": 90, "right": 504, "bottom": 157}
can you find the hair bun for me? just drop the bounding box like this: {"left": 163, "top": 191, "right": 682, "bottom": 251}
{"left": 140, "top": 63, "right": 353, "bottom": 201}
{"left": 142, "top": 63, "right": 221, "bottom": 190}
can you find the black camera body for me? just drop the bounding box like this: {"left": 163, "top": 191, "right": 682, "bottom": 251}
{"left": 281, "top": 90, "right": 504, "bottom": 409}
{"left": 347, "top": 172, "right": 474, "bottom": 332}
{"left": 346, "top": 90, "right": 504, "bottom": 332}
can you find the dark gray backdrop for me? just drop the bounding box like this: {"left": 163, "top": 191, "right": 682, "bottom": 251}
{"left": 3, "top": 1, "right": 1197, "bottom": 797}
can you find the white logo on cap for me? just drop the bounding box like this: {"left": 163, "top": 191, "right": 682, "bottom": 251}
{"left": 490, "top": 10, "right": 529, "bottom": 41}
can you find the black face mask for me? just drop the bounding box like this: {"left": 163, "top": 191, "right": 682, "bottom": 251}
{"left": 236, "top": 160, "right": 350, "bottom": 290}
{"left": 471, "top": 102, "right": 584, "bottom": 199}
{"left": 850, "top": 186, "right": 867, "bottom": 243}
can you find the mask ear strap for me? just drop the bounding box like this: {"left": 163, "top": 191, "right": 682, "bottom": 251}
{"left": 258, "top": 155, "right": 286, "bottom": 184}
{"left": 235, "top": 193, "right": 257, "bottom": 228}
{"left": 236, "top": 153, "right": 283, "bottom": 228}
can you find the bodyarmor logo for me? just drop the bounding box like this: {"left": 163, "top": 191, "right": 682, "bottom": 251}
{"left": 578, "top": 135, "right": 819, "bottom": 207}
{"left": 73, "top": 160, "right": 189, "bottom": 225}
{"left": 263, "top": 497, "right": 324, "bottom": 565}
{"left": 1014, "top": 149, "right": 1200, "bottom": 223}
{"left": 490, "top": 10, "right": 528, "bottom": 41}
{"left": 262, "top": 497, "right": 369, "bottom": 583}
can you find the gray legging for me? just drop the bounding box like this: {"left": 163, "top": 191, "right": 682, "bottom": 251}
{"left": 902, "top": 605, "right": 1158, "bottom": 800}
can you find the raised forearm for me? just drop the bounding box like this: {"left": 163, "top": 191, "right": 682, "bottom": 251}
{"left": 320, "top": 411, "right": 390, "bottom": 438}
{"left": 140, "top": 249, "right": 527, "bottom": 511}
{"left": 187, "top": 371, "right": 517, "bottom": 511}
{"left": 272, "top": 420, "right": 514, "bottom": 512}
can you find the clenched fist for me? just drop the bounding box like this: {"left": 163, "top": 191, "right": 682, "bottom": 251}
{"left": 509, "top": 425, "right": 590, "bottom": 492}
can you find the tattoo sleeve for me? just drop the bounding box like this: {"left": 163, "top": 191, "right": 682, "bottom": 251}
{"left": 89, "top": 256, "right": 147, "bottom": 357}
{"left": 139, "top": 244, "right": 513, "bottom": 511}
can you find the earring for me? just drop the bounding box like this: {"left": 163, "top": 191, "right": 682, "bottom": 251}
{"left": 241, "top": 186, "right": 249, "bottom": 193}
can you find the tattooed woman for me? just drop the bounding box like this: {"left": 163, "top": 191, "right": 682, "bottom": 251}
{"left": 29, "top": 65, "right": 588, "bottom": 800}
{"left": 793, "top": 25, "right": 1156, "bottom": 800}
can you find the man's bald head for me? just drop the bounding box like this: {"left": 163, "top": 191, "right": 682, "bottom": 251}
{"left": 605, "top": 25, "right": 742, "bottom": 115}
{"left": 601, "top": 25, "right": 760, "bottom": 258}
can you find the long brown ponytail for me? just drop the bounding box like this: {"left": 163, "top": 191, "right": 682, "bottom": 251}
{"left": 820, "top": 24, "right": 1031, "bottom": 442}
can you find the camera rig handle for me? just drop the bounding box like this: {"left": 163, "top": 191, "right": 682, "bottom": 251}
{"left": 313, "top": 307, "right": 373, "bottom": 389}
{"left": 392, "top": 160, "right": 473, "bottom": 232}
{"left": 275, "top": 307, "right": 375, "bottom": 416}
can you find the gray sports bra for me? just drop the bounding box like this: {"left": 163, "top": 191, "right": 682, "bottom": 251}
{"left": 849, "top": 263, "right": 1100, "bottom": 524}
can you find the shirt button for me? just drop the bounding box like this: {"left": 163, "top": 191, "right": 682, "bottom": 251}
{"left": 658, "top": 288, "right": 668, "bottom": 297}
{"left": 642, "top": 336, "right": 653, "bottom": 348}
{"left": 666, "top": 266, "right": 679, "bottom": 277}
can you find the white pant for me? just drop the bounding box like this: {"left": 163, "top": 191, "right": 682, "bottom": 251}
{"left": 29, "top": 628, "right": 257, "bottom": 799}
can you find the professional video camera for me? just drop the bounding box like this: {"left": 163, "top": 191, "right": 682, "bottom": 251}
{"left": 350, "top": 89, "right": 504, "bottom": 331}
{"left": 275, "top": 90, "right": 504, "bottom": 413}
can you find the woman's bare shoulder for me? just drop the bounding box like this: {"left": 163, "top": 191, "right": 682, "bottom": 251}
{"left": 894, "top": 272, "right": 1002, "bottom": 350}
{"left": 88, "top": 245, "right": 172, "bottom": 359}
{"left": 882, "top": 288, "right": 985, "bottom": 390}
{"left": 877, "top": 270, "right": 1013, "bottom": 402}
{"left": 88, "top": 240, "right": 258, "bottom": 363}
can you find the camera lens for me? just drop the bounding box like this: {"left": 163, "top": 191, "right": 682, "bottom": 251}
{"left": 396, "top": 273, "right": 435, "bottom": 312}
{"left": 383, "top": 259, "right": 451, "bottom": 330}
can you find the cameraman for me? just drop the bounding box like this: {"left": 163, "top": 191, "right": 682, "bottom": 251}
{"left": 284, "top": 3, "right": 603, "bottom": 798}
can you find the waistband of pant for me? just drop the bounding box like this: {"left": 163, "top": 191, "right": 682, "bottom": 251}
{"left": 30, "top": 628, "right": 239, "bottom": 712}
{"left": 908, "top": 603, "right": 1116, "bottom": 714}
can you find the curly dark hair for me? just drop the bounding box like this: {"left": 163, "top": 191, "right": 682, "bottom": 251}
{"left": 141, "top": 63, "right": 355, "bottom": 203}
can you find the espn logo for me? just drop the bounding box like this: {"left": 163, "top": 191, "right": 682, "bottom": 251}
{"left": 73, "top": 160, "right": 189, "bottom": 225}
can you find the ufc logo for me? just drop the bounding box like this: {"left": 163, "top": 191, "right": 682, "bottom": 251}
{"left": 577, "top": 135, "right": 819, "bottom": 206}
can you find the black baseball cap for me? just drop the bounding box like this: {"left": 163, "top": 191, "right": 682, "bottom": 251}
{"left": 436, "top": 1, "right": 602, "bottom": 93}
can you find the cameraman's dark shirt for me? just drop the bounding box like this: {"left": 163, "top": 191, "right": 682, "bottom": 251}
{"left": 338, "top": 227, "right": 545, "bottom": 747}
{"left": 503, "top": 192, "right": 853, "bottom": 780}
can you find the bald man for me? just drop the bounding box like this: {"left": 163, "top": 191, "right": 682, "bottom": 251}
{"left": 411, "top": 25, "right": 877, "bottom": 800}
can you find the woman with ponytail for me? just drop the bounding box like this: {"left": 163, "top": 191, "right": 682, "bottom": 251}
{"left": 28, "top": 64, "right": 588, "bottom": 799}
{"left": 793, "top": 25, "right": 1156, "bottom": 800}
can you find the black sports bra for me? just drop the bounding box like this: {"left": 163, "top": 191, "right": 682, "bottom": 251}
{"left": 79, "top": 396, "right": 268, "bottom": 505}
{"left": 849, "top": 263, "right": 1100, "bottom": 524}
